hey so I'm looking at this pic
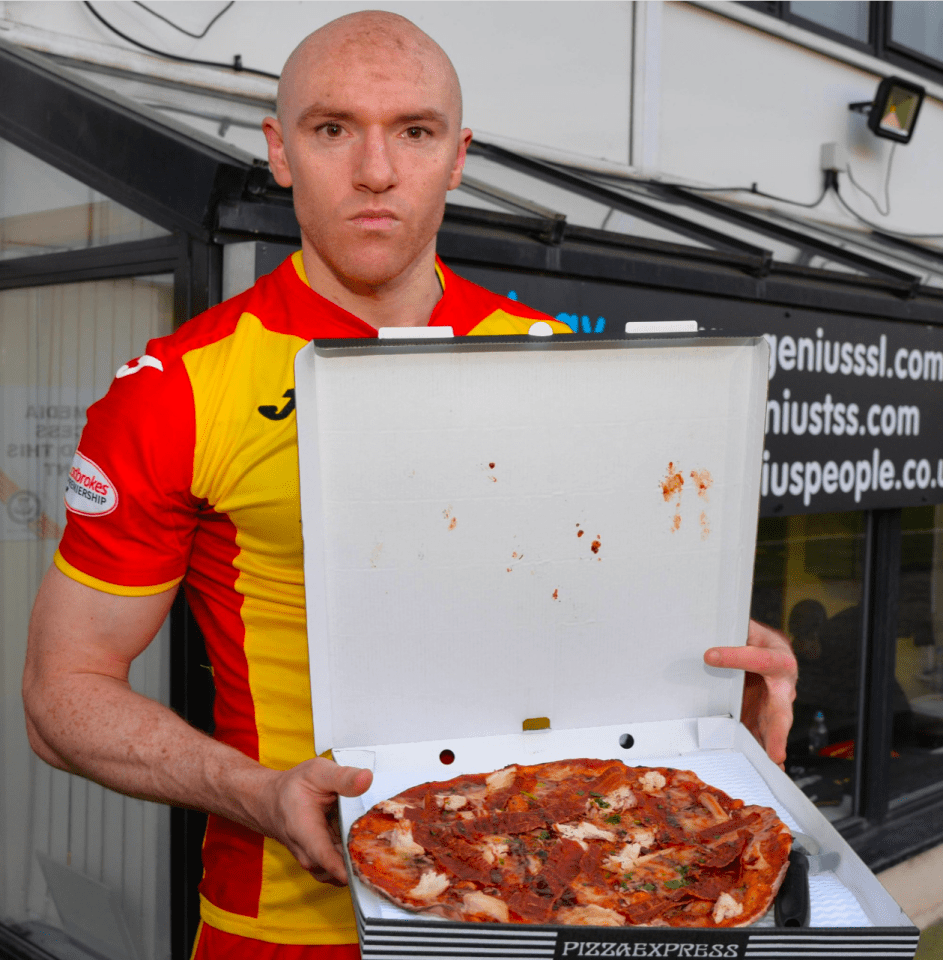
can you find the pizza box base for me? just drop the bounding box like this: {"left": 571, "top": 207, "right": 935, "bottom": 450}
{"left": 336, "top": 719, "right": 919, "bottom": 960}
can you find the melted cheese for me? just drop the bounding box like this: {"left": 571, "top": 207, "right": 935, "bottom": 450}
{"left": 624, "top": 826, "right": 656, "bottom": 849}
{"left": 712, "top": 892, "right": 744, "bottom": 924}
{"left": 699, "top": 792, "right": 729, "bottom": 822}
{"left": 639, "top": 771, "right": 667, "bottom": 793}
{"left": 408, "top": 870, "right": 450, "bottom": 901}
{"left": 462, "top": 891, "right": 509, "bottom": 922}
{"left": 603, "top": 842, "right": 642, "bottom": 873}
{"left": 386, "top": 822, "right": 425, "bottom": 857}
{"left": 606, "top": 785, "right": 638, "bottom": 811}
{"left": 556, "top": 904, "right": 625, "bottom": 927}
{"left": 554, "top": 821, "right": 618, "bottom": 849}
{"left": 376, "top": 799, "right": 409, "bottom": 820}
{"left": 479, "top": 837, "right": 509, "bottom": 865}
{"left": 486, "top": 766, "right": 517, "bottom": 792}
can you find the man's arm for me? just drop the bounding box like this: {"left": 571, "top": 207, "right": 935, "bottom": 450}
{"left": 22, "top": 565, "right": 371, "bottom": 884}
{"left": 704, "top": 619, "right": 798, "bottom": 768}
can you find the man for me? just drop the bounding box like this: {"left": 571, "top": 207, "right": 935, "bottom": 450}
{"left": 22, "top": 11, "right": 797, "bottom": 959}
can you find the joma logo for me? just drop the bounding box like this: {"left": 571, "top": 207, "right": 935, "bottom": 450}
{"left": 259, "top": 389, "right": 295, "bottom": 421}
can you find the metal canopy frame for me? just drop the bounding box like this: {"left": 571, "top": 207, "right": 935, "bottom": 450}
{"left": 0, "top": 36, "right": 264, "bottom": 242}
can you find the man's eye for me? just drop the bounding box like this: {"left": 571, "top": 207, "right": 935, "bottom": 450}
{"left": 319, "top": 123, "right": 343, "bottom": 137}
{"left": 405, "top": 126, "right": 427, "bottom": 140}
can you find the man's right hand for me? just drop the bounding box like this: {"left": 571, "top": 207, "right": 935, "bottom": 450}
{"left": 258, "top": 758, "right": 373, "bottom": 884}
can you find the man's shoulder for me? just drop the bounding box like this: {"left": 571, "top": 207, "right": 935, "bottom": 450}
{"left": 437, "top": 261, "right": 570, "bottom": 336}
{"left": 143, "top": 252, "right": 366, "bottom": 374}
{"left": 163, "top": 255, "right": 306, "bottom": 358}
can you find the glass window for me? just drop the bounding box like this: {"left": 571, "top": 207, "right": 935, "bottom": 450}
{"left": 789, "top": 2, "right": 870, "bottom": 42}
{"left": 61, "top": 63, "right": 271, "bottom": 163}
{"left": 890, "top": 2, "right": 943, "bottom": 63}
{"left": 890, "top": 505, "right": 943, "bottom": 809}
{"left": 0, "top": 137, "right": 169, "bottom": 260}
{"left": 0, "top": 275, "right": 174, "bottom": 960}
{"left": 752, "top": 511, "right": 867, "bottom": 822}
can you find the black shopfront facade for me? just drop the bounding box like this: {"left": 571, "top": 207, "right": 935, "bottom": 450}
{"left": 2, "top": 36, "right": 943, "bottom": 960}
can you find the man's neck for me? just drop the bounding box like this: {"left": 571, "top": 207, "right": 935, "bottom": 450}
{"left": 300, "top": 245, "right": 443, "bottom": 329}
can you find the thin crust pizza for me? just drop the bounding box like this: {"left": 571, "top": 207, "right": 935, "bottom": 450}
{"left": 347, "top": 758, "right": 792, "bottom": 928}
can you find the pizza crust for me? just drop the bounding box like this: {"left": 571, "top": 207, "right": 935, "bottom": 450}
{"left": 347, "top": 758, "right": 792, "bottom": 928}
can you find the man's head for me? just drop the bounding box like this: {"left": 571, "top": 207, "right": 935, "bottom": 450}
{"left": 263, "top": 11, "right": 472, "bottom": 295}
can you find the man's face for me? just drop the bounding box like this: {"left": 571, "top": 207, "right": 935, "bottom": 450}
{"left": 264, "top": 36, "right": 471, "bottom": 291}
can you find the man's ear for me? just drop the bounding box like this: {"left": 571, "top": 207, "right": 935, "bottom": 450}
{"left": 447, "top": 128, "right": 473, "bottom": 191}
{"left": 262, "top": 117, "right": 293, "bottom": 188}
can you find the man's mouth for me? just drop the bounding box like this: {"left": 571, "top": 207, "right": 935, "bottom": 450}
{"left": 351, "top": 210, "right": 399, "bottom": 228}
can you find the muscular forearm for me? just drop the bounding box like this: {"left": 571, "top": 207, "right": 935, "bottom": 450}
{"left": 23, "top": 566, "right": 372, "bottom": 883}
{"left": 23, "top": 668, "right": 279, "bottom": 836}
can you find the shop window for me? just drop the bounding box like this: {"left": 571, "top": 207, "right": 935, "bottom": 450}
{"left": 752, "top": 511, "right": 866, "bottom": 822}
{"left": 743, "top": 2, "right": 943, "bottom": 84}
{"left": 890, "top": 505, "right": 943, "bottom": 809}
{"left": 0, "top": 137, "right": 168, "bottom": 260}
{"left": 790, "top": 2, "right": 870, "bottom": 42}
{"left": 889, "top": 2, "right": 943, "bottom": 64}
{"left": 0, "top": 276, "right": 174, "bottom": 960}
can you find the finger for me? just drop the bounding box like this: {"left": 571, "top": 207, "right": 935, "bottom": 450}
{"left": 306, "top": 829, "right": 351, "bottom": 885}
{"left": 704, "top": 644, "right": 796, "bottom": 678}
{"left": 764, "top": 718, "right": 789, "bottom": 768}
{"left": 310, "top": 863, "right": 347, "bottom": 886}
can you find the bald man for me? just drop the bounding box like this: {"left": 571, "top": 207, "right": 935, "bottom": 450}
{"left": 22, "top": 11, "right": 797, "bottom": 960}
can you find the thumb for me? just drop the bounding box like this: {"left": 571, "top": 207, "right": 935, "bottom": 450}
{"left": 334, "top": 765, "right": 373, "bottom": 798}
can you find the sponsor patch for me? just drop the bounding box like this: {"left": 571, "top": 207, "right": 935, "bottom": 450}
{"left": 64, "top": 451, "right": 118, "bottom": 517}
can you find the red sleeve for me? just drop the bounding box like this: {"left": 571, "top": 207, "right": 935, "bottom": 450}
{"left": 55, "top": 341, "right": 199, "bottom": 596}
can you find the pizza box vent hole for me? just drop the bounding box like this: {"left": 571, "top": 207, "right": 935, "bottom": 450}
{"left": 619, "top": 733, "right": 635, "bottom": 749}
{"left": 439, "top": 749, "right": 455, "bottom": 765}
{"left": 523, "top": 717, "right": 550, "bottom": 731}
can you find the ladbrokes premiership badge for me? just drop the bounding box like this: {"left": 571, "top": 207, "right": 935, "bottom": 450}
{"left": 64, "top": 451, "right": 117, "bottom": 517}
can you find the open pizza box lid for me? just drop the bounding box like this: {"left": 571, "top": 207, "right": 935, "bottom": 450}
{"left": 295, "top": 334, "right": 917, "bottom": 955}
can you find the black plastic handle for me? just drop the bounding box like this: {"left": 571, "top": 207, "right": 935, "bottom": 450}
{"left": 774, "top": 848, "right": 810, "bottom": 928}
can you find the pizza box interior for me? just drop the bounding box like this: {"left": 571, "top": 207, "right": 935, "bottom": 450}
{"left": 294, "top": 332, "right": 918, "bottom": 958}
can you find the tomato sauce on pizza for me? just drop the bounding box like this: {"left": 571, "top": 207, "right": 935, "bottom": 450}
{"left": 347, "top": 758, "right": 792, "bottom": 928}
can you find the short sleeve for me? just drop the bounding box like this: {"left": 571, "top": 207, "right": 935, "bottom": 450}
{"left": 55, "top": 342, "right": 199, "bottom": 596}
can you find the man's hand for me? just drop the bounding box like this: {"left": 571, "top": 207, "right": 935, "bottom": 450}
{"left": 257, "top": 758, "right": 373, "bottom": 885}
{"left": 704, "top": 619, "right": 798, "bottom": 767}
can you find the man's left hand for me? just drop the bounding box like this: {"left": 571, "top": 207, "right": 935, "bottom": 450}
{"left": 704, "top": 619, "right": 797, "bottom": 768}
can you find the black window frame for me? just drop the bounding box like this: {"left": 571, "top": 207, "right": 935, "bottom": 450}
{"left": 741, "top": 1, "right": 943, "bottom": 86}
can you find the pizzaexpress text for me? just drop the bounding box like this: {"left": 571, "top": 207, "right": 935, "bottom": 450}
{"left": 560, "top": 943, "right": 739, "bottom": 957}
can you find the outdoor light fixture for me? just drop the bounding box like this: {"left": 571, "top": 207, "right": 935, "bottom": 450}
{"left": 849, "top": 75, "right": 926, "bottom": 144}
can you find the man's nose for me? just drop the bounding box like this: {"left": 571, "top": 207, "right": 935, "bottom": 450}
{"left": 356, "top": 129, "right": 398, "bottom": 192}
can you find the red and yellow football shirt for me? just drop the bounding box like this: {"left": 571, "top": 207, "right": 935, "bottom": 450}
{"left": 55, "top": 252, "right": 569, "bottom": 944}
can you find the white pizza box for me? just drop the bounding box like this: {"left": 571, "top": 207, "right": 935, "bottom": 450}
{"left": 294, "top": 334, "right": 918, "bottom": 959}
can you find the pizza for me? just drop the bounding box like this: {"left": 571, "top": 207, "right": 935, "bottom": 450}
{"left": 346, "top": 758, "right": 792, "bottom": 928}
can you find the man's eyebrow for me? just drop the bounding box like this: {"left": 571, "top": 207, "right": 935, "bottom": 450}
{"left": 296, "top": 105, "right": 354, "bottom": 127}
{"left": 393, "top": 110, "right": 450, "bottom": 127}
{"left": 295, "top": 105, "right": 450, "bottom": 128}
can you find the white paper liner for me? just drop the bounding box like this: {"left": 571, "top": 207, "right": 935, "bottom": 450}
{"left": 350, "top": 749, "right": 872, "bottom": 928}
